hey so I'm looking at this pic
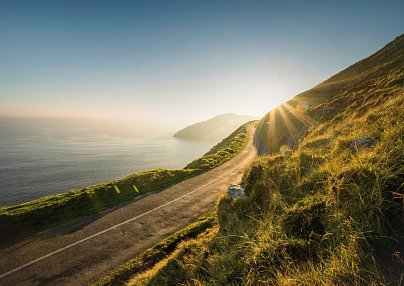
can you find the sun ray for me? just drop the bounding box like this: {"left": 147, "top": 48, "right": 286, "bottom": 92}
{"left": 277, "top": 105, "right": 298, "bottom": 136}
{"left": 267, "top": 108, "right": 278, "bottom": 152}
{"left": 282, "top": 102, "right": 318, "bottom": 127}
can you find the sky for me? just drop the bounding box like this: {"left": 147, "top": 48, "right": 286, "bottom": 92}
{"left": 0, "top": 0, "right": 403, "bottom": 130}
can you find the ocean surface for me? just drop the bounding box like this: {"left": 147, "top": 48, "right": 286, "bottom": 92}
{"left": 0, "top": 118, "right": 214, "bottom": 206}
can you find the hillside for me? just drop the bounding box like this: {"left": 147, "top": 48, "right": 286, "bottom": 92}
{"left": 107, "top": 35, "right": 403, "bottom": 285}
{"left": 174, "top": 113, "right": 257, "bottom": 141}
{"left": 255, "top": 34, "right": 404, "bottom": 154}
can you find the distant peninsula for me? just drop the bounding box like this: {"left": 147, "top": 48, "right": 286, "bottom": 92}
{"left": 173, "top": 113, "right": 258, "bottom": 141}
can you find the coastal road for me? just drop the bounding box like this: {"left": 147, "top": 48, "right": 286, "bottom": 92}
{"left": 0, "top": 123, "right": 257, "bottom": 286}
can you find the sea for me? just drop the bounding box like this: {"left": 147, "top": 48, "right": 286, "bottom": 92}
{"left": 0, "top": 118, "right": 214, "bottom": 207}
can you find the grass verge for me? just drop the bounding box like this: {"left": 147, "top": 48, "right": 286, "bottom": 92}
{"left": 93, "top": 211, "right": 217, "bottom": 286}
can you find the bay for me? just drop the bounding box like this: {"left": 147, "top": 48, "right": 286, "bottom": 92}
{"left": 0, "top": 118, "right": 213, "bottom": 206}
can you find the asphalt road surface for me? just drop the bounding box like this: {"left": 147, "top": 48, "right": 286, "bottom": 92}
{"left": 0, "top": 123, "right": 257, "bottom": 286}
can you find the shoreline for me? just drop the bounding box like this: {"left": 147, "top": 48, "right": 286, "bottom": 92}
{"left": 0, "top": 123, "right": 254, "bottom": 244}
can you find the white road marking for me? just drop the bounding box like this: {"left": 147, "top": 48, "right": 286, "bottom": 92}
{"left": 0, "top": 154, "right": 255, "bottom": 280}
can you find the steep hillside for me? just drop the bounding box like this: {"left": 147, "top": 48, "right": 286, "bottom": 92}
{"left": 174, "top": 113, "right": 257, "bottom": 141}
{"left": 115, "top": 35, "right": 403, "bottom": 285}
{"left": 255, "top": 34, "right": 404, "bottom": 154}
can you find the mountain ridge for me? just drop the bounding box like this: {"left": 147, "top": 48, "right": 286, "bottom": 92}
{"left": 174, "top": 113, "right": 258, "bottom": 141}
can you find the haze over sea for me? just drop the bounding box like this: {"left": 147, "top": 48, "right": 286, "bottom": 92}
{"left": 0, "top": 117, "right": 213, "bottom": 206}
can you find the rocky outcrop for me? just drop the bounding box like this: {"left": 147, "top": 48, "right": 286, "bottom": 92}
{"left": 350, "top": 137, "right": 377, "bottom": 151}
{"left": 227, "top": 184, "right": 246, "bottom": 198}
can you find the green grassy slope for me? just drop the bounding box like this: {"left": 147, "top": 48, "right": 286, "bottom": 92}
{"left": 0, "top": 124, "right": 249, "bottom": 244}
{"left": 121, "top": 35, "right": 403, "bottom": 285}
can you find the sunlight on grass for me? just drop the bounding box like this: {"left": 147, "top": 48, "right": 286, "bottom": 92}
{"left": 133, "top": 185, "right": 140, "bottom": 193}
{"left": 113, "top": 185, "right": 121, "bottom": 194}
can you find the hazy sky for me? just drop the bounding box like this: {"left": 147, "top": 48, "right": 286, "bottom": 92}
{"left": 1, "top": 0, "right": 403, "bottom": 130}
